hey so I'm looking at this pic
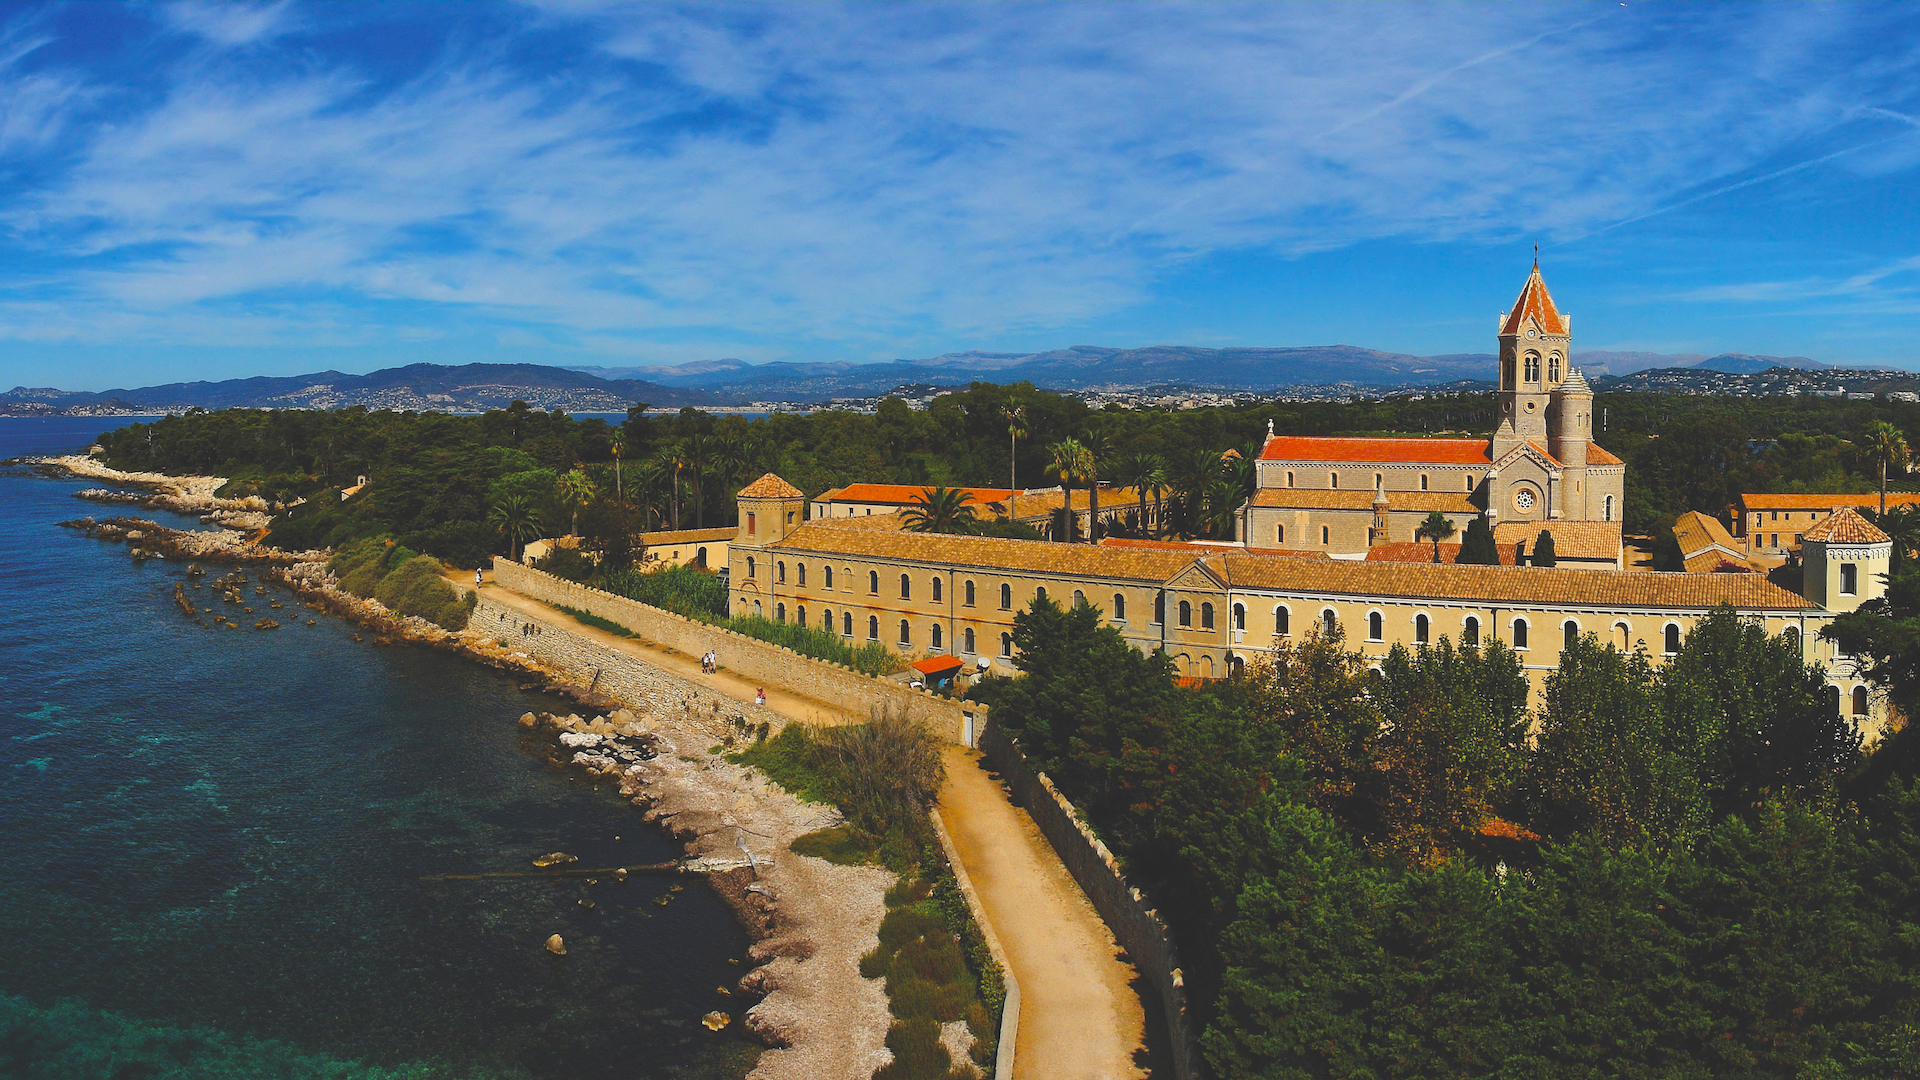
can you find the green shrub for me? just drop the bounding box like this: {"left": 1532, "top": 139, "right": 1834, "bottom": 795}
{"left": 434, "top": 595, "right": 475, "bottom": 632}
{"left": 338, "top": 560, "right": 388, "bottom": 598}
{"left": 533, "top": 546, "right": 597, "bottom": 583}
{"left": 326, "top": 537, "right": 388, "bottom": 577}
{"left": 873, "top": 1018, "right": 952, "bottom": 1080}
{"left": 557, "top": 604, "right": 638, "bottom": 638}
{"left": 601, "top": 564, "right": 728, "bottom": 619}
{"left": 790, "top": 827, "right": 872, "bottom": 866}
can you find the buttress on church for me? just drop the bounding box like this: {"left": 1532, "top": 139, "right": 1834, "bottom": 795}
{"left": 1245, "top": 264, "right": 1625, "bottom": 569}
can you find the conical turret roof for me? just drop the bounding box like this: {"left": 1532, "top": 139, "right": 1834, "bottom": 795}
{"left": 1803, "top": 505, "right": 1888, "bottom": 545}
{"left": 1559, "top": 367, "right": 1591, "bottom": 394}
{"left": 1501, "top": 264, "right": 1567, "bottom": 336}
{"left": 738, "top": 473, "right": 803, "bottom": 499}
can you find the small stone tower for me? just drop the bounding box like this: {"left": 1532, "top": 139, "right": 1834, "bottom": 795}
{"left": 1493, "top": 263, "right": 1571, "bottom": 460}
{"left": 1802, "top": 507, "right": 1889, "bottom": 613}
{"left": 735, "top": 473, "right": 805, "bottom": 548}
{"left": 1550, "top": 367, "right": 1592, "bottom": 517}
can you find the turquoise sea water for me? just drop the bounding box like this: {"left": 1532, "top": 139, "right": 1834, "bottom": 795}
{"left": 0, "top": 419, "right": 757, "bottom": 1079}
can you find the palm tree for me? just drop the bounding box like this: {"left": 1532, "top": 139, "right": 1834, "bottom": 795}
{"left": 1081, "top": 430, "right": 1116, "bottom": 544}
{"left": 608, "top": 430, "right": 626, "bottom": 502}
{"left": 1415, "top": 510, "right": 1457, "bottom": 563}
{"left": 1861, "top": 420, "right": 1910, "bottom": 517}
{"left": 686, "top": 433, "right": 712, "bottom": 528}
{"left": 1117, "top": 452, "right": 1167, "bottom": 538}
{"left": 650, "top": 444, "right": 686, "bottom": 530}
{"left": 489, "top": 495, "right": 546, "bottom": 563}
{"left": 556, "top": 469, "right": 597, "bottom": 537}
{"left": 901, "top": 487, "right": 980, "bottom": 533}
{"left": 1869, "top": 504, "right": 1920, "bottom": 574}
{"left": 1048, "top": 438, "right": 1090, "bottom": 542}
{"left": 1176, "top": 448, "right": 1223, "bottom": 538}
{"left": 1003, "top": 401, "right": 1029, "bottom": 506}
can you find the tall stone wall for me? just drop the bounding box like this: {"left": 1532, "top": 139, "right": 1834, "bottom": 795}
{"left": 491, "top": 559, "right": 987, "bottom": 745}
{"left": 473, "top": 594, "right": 784, "bottom": 743}
{"left": 978, "top": 717, "right": 1204, "bottom": 1080}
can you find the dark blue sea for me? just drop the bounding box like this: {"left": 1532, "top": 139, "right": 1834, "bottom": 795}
{"left": 0, "top": 418, "right": 757, "bottom": 1079}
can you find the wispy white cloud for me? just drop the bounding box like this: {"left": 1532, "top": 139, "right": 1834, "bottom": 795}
{"left": 2, "top": 2, "right": 1919, "bottom": 369}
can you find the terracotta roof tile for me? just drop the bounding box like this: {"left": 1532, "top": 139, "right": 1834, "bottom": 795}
{"left": 771, "top": 523, "right": 1203, "bottom": 581}
{"left": 1500, "top": 265, "right": 1568, "bottom": 336}
{"left": 815, "top": 483, "right": 1017, "bottom": 506}
{"left": 738, "top": 473, "right": 804, "bottom": 499}
{"left": 1671, "top": 511, "right": 1740, "bottom": 558}
{"left": 1366, "top": 542, "right": 1518, "bottom": 566}
{"left": 1006, "top": 486, "right": 1142, "bottom": 520}
{"left": 1586, "top": 442, "right": 1623, "bottom": 466}
{"left": 1251, "top": 488, "right": 1479, "bottom": 513}
{"left": 640, "top": 527, "right": 735, "bottom": 544}
{"left": 1493, "top": 521, "right": 1623, "bottom": 561}
{"left": 1102, "top": 537, "right": 1332, "bottom": 558}
{"left": 1803, "top": 506, "right": 1889, "bottom": 544}
{"left": 1739, "top": 492, "right": 1920, "bottom": 511}
{"left": 1261, "top": 436, "right": 1492, "bottom": 464}
{"left": 1209, "top": 552, "right": 1816, "bottom": 610}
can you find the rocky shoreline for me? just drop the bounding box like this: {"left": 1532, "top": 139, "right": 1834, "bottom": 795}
{"left": 52, "top": 507, "right": 894, "bottom": 1079}
{"left": 24, "top": 454, "right": 273, "bottom": 530}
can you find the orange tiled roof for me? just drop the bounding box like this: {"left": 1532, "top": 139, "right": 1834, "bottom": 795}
{"left": 738, "top": 473, "right": 804, "bottom": 499}
{"left": 1251, "top": 488, "right": 1479, "bottom": 513}
{"left": 771, "top": 523, "right": 1205, "bottom": 582}
{"left": 1739, "top": 492, "right": 1920, "bottom": 511}
{"left": 1260, "top": 436, "right": 1493, "bottom": 464}
{"left": 1586, "top": 442, "right": 1623, "bottom": 466}
{"left": 1101, "top": 538, "right": 1332, "bottom": 559}
{"left": 1804, "top": 506, "right": 1890, "bottom": 545}
{"left": 1492, "top": 521, "right": 1623, "bottom": 561}
{"left": 1671, "top": 511, "right": 1740, "bottom": 557}
{"left": 640, "top": 527, "right": 735, "bottom": 544}
{"left": 1366, "top": 542, "right": 1514, "bottom": 566}
{"left": 815, "top": 483, "right": 1016, "bottom": 506}
{"left": 1006, "top": 486, "right": 1142, "bottom": 520}
{"left": 1500, "top": 265, "right": 1568, "bottom": 336}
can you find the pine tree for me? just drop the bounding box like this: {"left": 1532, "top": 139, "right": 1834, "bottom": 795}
{"left": 1457, "top": 514, "right": 1499, "bottom": 565}
{"left": 1653, "top": 525, "right": 1686, "bottom": 571}
{"left": 1532, "top": 529, "right": 1557, "bottom": 567}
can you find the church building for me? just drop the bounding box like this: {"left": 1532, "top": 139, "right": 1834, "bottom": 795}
{"left": 1242, "top": 264, "right": 1626, "bottom": 568}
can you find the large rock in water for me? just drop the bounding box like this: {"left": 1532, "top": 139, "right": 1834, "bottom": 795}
{"left": 546, "top": 934, "right": 566, "bottom": 955}
{"left": 559, "top": 732, "right": 604, "bottom": 748}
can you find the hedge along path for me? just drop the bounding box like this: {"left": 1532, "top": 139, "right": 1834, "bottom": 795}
{"left": 451, "top": 570, "right": 851, "bottom": 728}
{"left": 937, "top": 745, "right": 1150, "bottom": 1080}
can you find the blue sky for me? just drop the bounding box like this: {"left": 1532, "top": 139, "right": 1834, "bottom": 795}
{"left": 4, "top": 2, "right": 1920, "bottom": 390}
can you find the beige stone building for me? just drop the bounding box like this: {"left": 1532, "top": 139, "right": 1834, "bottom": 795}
{"left": 1736, "top": 492, "right": 1920, "bottom": 558}
{"left": 728, "top": 473, "right": 1890, "bottom": 726}
{"left": 1242, "top": 265, "right": 1624, "bottom": 566}
{"left": 811, "top": 481, "right": 1155, "bottom": 538}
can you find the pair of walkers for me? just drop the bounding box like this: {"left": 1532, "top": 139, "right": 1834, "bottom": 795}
{"left": 701, "top": 649, "right": 719, "bottom": 674}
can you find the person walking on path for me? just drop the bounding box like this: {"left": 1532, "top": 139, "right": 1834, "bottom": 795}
{"left": 756, "top": 688, "right": 766, "bottom": 708}
{"left": 475, "top": 568, "right": 483, "bottom": 587}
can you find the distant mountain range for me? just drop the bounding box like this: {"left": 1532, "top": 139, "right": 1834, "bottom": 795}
{"left": 0, "top": 348, "right": 1863, "bottom": 417}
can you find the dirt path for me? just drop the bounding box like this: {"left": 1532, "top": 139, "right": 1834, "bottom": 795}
{"left": 453, "top": 571, "right": 851, "bottom": 727}
{"left": 939, "top": 745, "right": 1149, "bottom": 1080}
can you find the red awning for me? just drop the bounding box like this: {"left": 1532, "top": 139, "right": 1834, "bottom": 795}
{"left": 910, "top": 655, "right": 966, "bottom": 677}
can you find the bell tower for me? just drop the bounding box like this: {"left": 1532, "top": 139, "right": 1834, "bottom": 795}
{"left": 1493, "top": 261, "right": 1570, "bottom": 459}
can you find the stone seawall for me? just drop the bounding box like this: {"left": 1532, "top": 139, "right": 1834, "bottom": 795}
{"left": 492, "top": 558, "right": 987, "bottom": 745}
{"left": 978, "top": 718, "right": 1204, "bottom": 1080}
{"left": 471, "top": 594, "right": 789, "bottom": 745}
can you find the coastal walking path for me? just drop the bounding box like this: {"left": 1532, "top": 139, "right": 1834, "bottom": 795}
{"left": 453, "top": 571, "right": 851, "bottom": 726}
{"left": 458, "top": 570, "right": 1153, "bottom": 1077}
{"left": 939, "top": 745, "right": 1150, "bottom": 1080}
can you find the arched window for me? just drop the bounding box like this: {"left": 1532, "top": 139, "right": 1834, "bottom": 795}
{"left": 844, "top": 566, "right": 853, "bottom": 589}
{"left": 1233, "top": 603, "right": 1245, "bottom": 631}
{"left": 1073, "top": 589, "right": 1086, "bottom": 608}
{"left": 1512, "top": 618, "right": 1529, "bottom": 648}
{"left": 1524, "top": 353, "right": 1541, "bottom": 382}
{"left": 964, "top": 627, "right": 976, "bottom": 653}
{"left": 1178, "top": 600, "right": 1192, "bottom": 627}
{"left": 1604, "top": 495, "right": 1614, "bottom": 523}
{"left": 932, "top": 577, "right": 942, "bottom": 603}
{"left": 1784, "top": 625, "right": 1801, "bottom": 652}
{"left": 1664, "top": 623, "right": 1681, "bottom": 654}
{"left": 1420, "top": 474, "right": 1429, "bottom": 491}
{"left": 1276, "top": 524, "right": 1285, "bottom": 544}
{"left": 1614, "top": 622, "right": 1630, "bottom": 650}
{"left": 821, "top": 608, "right": 831, "bottom": 630}
{"left": 1564, "top": 620, "right": 1579, "bottom": 649}
{"left": 1201, "top": 603, "right": 1215, "bottom": 629}
{"left": 796, "top": 605, "right": 805, "bottom": 625}
{"left": 824, "top": 565, "right": 834, "bottom": 589}
{"left": 747, "top": 556, "right": 756, "bottom": 579}
{"left": 964, "top": 580, "right": 975, "bottom": 606}
{"left": 1463, "top": 616, "right": 1479, "bottom": 645}
{"left": 1549, "top": 354, "right": 1561, "bottom": 383}
{"left": 754, "top": 600, "right": 762, "bottom": 616}
{"left": 898, "top": 620, "right": 911, "bottom": 645}
{"left": 900, "top": 574, "right": 911, "bottom": 600}
{"left": 1466, "top": 474, "right": 1475, "bottom": 492}
{"left": 1000, "top": 633, "right": 1012, "bottom": 657}
{"left": 1415, "top": 613, "right": 1430, "bottom": 643}
{"left": 1286, "top": 471, "right": 1295, "bottom": 488}
{"left": 696, "top": 546, "right": 707, "bottom": 566}
{"left": 1853, "top": 685, "right": 1869, "bottom": 716}
{"left": 843, "top": 611, "right": 853, "bottom": 636}
{"left": 868, "top": 615, "right": 879, "bottom": 640}
{"left": 1322, "top": 608, "right": 1337, "bottom": 636}
{"left": 1000, "top": 583, "right": 1012, "bottom": 610}
{"left": 869, "top": 570, "right": 879, "bottom": 595}
{"left": 1035, "top": 586, "right": 1047, "bottom": 604}
{"left": 1373, "top": 473, "right": 1383, "bottom": 489}
{"left": 1825, "top": 685, "right": 1841, "bottom": 713}
{"left": 1330, "top": 471, "right": 1339, "bottom": 488}
{"left": 1155, "top": 592, "right": 1166, "bottom": 624}
{"left": 777, "top": 561, "right": 786, "bottom": 583}
{"left": 1113, "top": 594, "right": 1126, "bottom": 620}
{"left": 1275, "top": 606, "right": 1290, "bottom": 635}
{"left": 931, "top": 624, "right": 943, "bottom": 649}
{"left": 1321, "top": 525, "right": 1330, "bottom": 545}
{"left": 797, "top": 563, "right": 806, "bottom": 586}
{"left": 1368, "top": 611, "right": 1383, "bottom": 641}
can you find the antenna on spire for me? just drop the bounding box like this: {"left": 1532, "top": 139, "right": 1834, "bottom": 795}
{"left": 1533, "top": 242, "right": 1539, "bottom": 268}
